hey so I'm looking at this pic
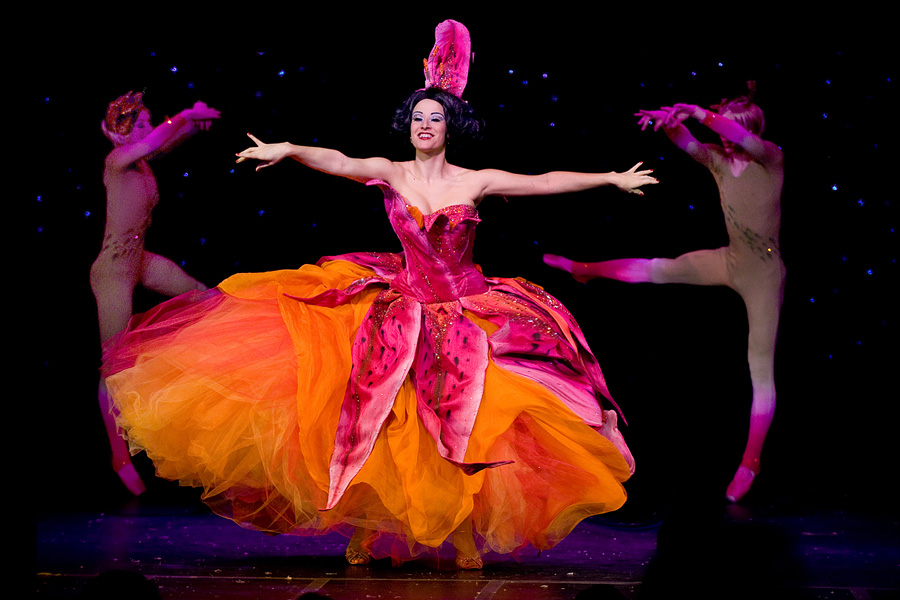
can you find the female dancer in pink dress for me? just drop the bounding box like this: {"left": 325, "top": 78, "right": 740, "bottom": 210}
{"left": 545, "top": 86, "right": 784, "bottom": 503}
{"left": 92, "top": 92, "right": 220, "bottom": 495}
{"left": 102, "top": 21, "right": 655, "bottom": 568}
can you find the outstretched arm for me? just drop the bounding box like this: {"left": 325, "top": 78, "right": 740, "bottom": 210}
{"left": 235, "top": 134, "right": 397, "bottom": 183}
{"left": 472, "top": 163, "right": 658, "bottom": 199}
{"left": 107, "top": 102, "right": 221, "bottom": 170}
{"left": 666, "top": 103, "right": 782, "bottom": 166}
{"left": 152, "top": 107, "right": 216, "bottom": 157}
{"left": 636, "top": 108, "right": 713, "bottom": 166}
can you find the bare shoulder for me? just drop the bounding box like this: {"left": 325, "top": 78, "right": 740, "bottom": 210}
{"left": 104, "top": 147, "right": 131, "bottom": 172}
{"left": 104, "top": 142, "right": 152, "bottom": 173}
{"left": 450, "top": 164, "right": 478, "bottom": 179}
{"left": 761, "top": 139, "right": 785, "bottom": 167}
{"left": 449, "top": 166, "right": 489, "bottom": 197}
{"left": 370, "top": 156, "right": 401, "bottom": 171}
{"left": 336, "top": 155, "right": 401, "bottom": 184}
{"left": 374, "top": 158, "right": 410, "bottom": 179}
{"left": 459, "top": 167, "right": 503, "bottom": 188}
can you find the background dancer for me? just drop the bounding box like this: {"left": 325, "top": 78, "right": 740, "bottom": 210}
{"left": 92, "top": 92, "right": 220, "bottom": 494}
{"left": 544, "top": 84, "right": 784, "bottom": 503}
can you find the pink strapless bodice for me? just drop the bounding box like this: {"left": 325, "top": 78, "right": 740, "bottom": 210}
{"left": 380, "top": 183, "right": 489, "bottom": 303}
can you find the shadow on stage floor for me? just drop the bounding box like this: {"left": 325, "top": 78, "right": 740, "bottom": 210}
{"left": 35, "top": 461, "right": 899, "bottom": 600}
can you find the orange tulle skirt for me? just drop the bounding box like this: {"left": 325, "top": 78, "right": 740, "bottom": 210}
{"left": 103, "top": 259, "right": 631, "bottom": 560}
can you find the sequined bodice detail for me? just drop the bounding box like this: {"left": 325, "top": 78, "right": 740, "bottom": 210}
{"left": 376, "top": 182, "right": 488, "bottom": 303}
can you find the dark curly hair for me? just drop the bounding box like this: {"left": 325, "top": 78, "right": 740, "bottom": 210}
{"left": 391, "top": 87, "right": 485, "bottom": 145}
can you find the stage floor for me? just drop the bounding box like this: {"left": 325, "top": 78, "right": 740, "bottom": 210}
{"left": 35, "top": 485, "right": 898, "bottom": 600}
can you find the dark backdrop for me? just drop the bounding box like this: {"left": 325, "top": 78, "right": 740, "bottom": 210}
{"left": 30, "top": 10, "right": 895, "bottom": 515}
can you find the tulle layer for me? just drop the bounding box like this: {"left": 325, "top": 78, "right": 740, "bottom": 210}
{"left": 103, "top": 260, "right": 629, "bottom": 558}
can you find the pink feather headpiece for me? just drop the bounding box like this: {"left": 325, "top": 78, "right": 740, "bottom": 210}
{"left": 422, "top": 20, "right": 472, "bottom": 99}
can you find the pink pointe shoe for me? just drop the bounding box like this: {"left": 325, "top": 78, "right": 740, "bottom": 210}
{"left": 543, "top": 254, "right": 594, "bottom": 284}
{"left": 114, "top": 461, "right": 147, "bottom": 496}
{"left": 726, "top": 465, "right": 757, "bottom": 503}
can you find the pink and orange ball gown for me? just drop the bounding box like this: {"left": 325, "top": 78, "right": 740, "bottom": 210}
{"left": 102, "top": 181, "right": 634, "bottom": 561}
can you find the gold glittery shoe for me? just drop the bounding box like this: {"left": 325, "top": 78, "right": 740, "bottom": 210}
{"left": 345, "top": 544, "right": 372, "bottom": 565}
{"left": 455, "top": 555, "right": 483, "bottom": 570}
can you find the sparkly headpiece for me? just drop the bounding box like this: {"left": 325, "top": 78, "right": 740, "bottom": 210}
{"left": 104, "top": 91, "right": 147, "bottom": 136}
{"left": 422, "top": 20, "right": 472, "bottom": 99}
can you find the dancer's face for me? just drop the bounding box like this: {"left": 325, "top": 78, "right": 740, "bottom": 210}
{"left": 410, "top": 99, "right": 447, "bottom": 151}
{"left": 126, "top": 110, "right": 153, "bottom": 143}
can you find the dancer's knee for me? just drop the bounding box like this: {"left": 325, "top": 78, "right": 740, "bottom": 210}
{"left": 647, "top": 258, "right": 675, "bottom": 284}
{"left": 90, "top": 260, "right": 136, "bottom": 296}
{"left": 142, "top": 252, "right": 206, "bottom": 295}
